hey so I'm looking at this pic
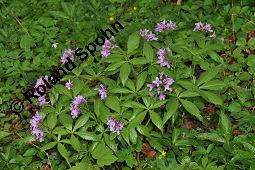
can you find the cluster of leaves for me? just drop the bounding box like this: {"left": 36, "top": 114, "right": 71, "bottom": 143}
{"left": 0, "top": 0, "right": 255, "bottom": 169}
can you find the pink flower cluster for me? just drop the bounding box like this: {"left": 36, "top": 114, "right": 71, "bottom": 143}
{"left": 34, "top": 75, "right": 49, "bottom": 108}
{"left": 156, "top": 48, "right": 171, "bottom": 68}
{"left": 147, "top": 72, "right": 175, "bottom": 100}
{"left": 139, "top": 29, "right": 158, "bottom": 41}
{"left": 60, "top": 49, "right": 75, "bottom": 64}
{"left": 98, "top": 84, "right": 108, "bottom": 100}
{"left": 101, "top": 37, "right": 117, "bottom": 58}
{"left": 193, "top": 22, "right": 216, "bottom": 38}
{"left": 70, "top": 95, "right": 87, "bottom": 119}
{"left": 29, "top": 112, "right": 44, "bottom": 142}
{"left": 65, "top": 80, "right": 73, "bottom": 90}
{"left": 107, "top": 117, "right": 124, "bottom": 135}
{"left": 155, "top": 20, "right": 177, "bottom": 33}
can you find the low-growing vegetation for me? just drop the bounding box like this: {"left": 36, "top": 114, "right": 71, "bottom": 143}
{"left": 0, "top": 0, "right": 255, "bottom": 169}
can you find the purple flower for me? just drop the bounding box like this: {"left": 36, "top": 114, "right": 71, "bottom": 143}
{"left": 203, "top": 23, "right": 213, "bottom": 33}
{"left": 65, "top": 80, "right": 73, "bottom": 90}
{"left": 70, "top": 95, "right": 87, "bottom": 119}
{"left": 147, "top": 72, "right": 174, "bottom": 100}
{"left": 98, "top": 84, "right": 108, "bottom": 100}
{"left": 38, "top": 95, "right": 48, "bottom": 107}
{"left": 139, "top": 29, "right": 158, "bottom": 41}
{"left": 101, "top": 37, "right": 117, "bottom": 58}
{"left": 30, "top": 112, "right": 44, "bottom": 142}
{"left": 107, "top": 117, "right": 124, "bottom": 135}
{"left": 194, "top": 22, "right": 204, "bottom": 31}
{"left": 60, "top": 49, "right": 75, "bottom": 64}
{"left": 155, "top": 20, "right": 176, "bottom": 33}
{"left": 194, "top": 22, "right": 216, "bottom": 38}
{"left": 156, "top": 48, "right": 171, "bottom": 68}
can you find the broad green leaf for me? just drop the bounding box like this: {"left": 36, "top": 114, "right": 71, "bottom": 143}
{"left": 126, "top": 79, "right": 136, "bottom": 92}
{"left": 104, "top": 134, "right": 117, "bottom": 153}
{"left": 91, "top": 143, "right": 118, "bottom": 166}
{"left": 149, "top": 111, "right": 163, "bottom": 132}
{"left": 47, "top": 113, "right": 57, "bottom": 129}
{"left": 178, "top": 80, "right": 198, "bottom": 91}
{"left": 120, "top": 62, "right": 131, "bottom": 86}
{"left": 69, "top": 137, "right": 81, "bottom": 151}
{"left": 110, "top": 87, "right": 133, "bottom": 94}
{"left": 197, "top": 133, "right": 226, "bottom": 143}
{"left": 219, "top": 112, "right": 232, "bottom": 142}
{"left": 75, "top": 131, "right": 99, "bottom": 141}
{"left": 127, "top": 32, "right": 140, "bottom": 54}
{"left": 129, "top": 128, "right": 137, "bottom": 144}
{"left": 143, "top": 43, "right": 154, "bottom": 63}
{"left": 57, "top": 143, "right": 70, "bottom": 166}
{"left": 163, "top": 97, "right": 179, "bottom": 124}
{"left": 180, "top": 99, "right": 203, "bottom": 122}
{"left": 200, "top": 90, "right": 223, "bottom": 106}
{"left": 129, "top": 111, "right": 147, "bottom": 127}
{"left": 122, "top": 101, "right": 146, "bottom": 109}
{"left": 23, "top": 148, "right": 37, "bottom": 157}
{"left": 129, "top": 57, "right": 148, "bottom": 65}
{"left": 199, "top": 80, "right": 226, "bottom": 91}
{"left": 104, "top": 61, "right": 125, "bottom": 72}
{"left": 136, "top": 125, "right": 150, "bottom": 137}
{"left": 197, "top": 65, "right": 222, "bottom": 86}
{"left": 73, "top": 114, "right": 89, "bottom": 131}
{"left": 150, "top": 100, "right": 167, "bottom": 109}
{"left": 59, "top": 113, "right": 73, "bottom": 130}
{"left": 105, "top": 96, "right": 120, "bottom": 113}
{"left": 136, "top": 71, "right": 147, "bottom": 91}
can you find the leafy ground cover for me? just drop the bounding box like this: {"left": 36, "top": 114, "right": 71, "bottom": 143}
{"left": 0, "top": 0, "right": 255, "bottom": 169}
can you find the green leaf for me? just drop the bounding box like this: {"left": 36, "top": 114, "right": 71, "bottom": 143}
{"left": 47, "top": 113, "right": 57, "bottom": 129}
{"left": 91, "top": 143, "right": 118, "bottom": 167}
{"left": 69, "top": 137, "right": 81, "bottom": 151}
{"left": 59, "top": 113, "right": 73, "bottom": 130}
{"left": 150, "top": 100, "right": 167, "bottom": 109}
{"left": 143, "top": 43, "right": 154, "bottom": 63}
{"left": 41, "top": 142, "right": 58, "bottom": 151}
{"left": 197, "top": 65, "right": 222, "bottom": 86}
{"left": 73, "top": 114, "right": 89, "bottom": 131}
{"left": 23, "top": 148, "right": 37, "bottom": 157}
{"left": 104, "top": 61, "right": 125, "bottom": 72}
{"left": 0, "top": 131, "right": 10, "bottom": 140}
{"left": 163, "top": 97, "right": 179, "bottom": 124}
{"left": 197, "top": 133, "right": 226, "bottom": 143}
{"left": 122, "top": 101, "right": 146, "bottom": 109}
{"left": 219, "top": 112, "right": 232, "bottom": 142}
{"left": 136, "top": 71, "right": 147, "bottom": 91}
{"left": 105, "top": 96, "right": 120, "bottom": 113}
{"left": 180, "top": 99, "right": 203, "bottom": 122}
{"left": 57, "top": 143, "right": 70, "bottom": 166}
{"left": 75, "top": 131, "right": 99, "bottom": 141}
{"left": 178, "top": 80, "right": 198, "bottom": 91}
{"left": 149, "top": 111, "right": 163, "bottom": 132}
{"left": 199, "top": 80, "right": 226, "bottom": 90}
{"left": 110, "top": 87, "right": 133, "bottom": 94}
{"left": 129, "top": 128, "right": 137, "bottom": 144}
{"left": 129, "top": 57, "right": 148, "bottom": 65}
{"left": 120, "top": 62, "right": 131, "bottom": 86}
{"left": 129, "top": 111, "right": 147, "bottom": 127}
{"left": 127, "top": 32, "right": 140, "bottom": 54}
{"left": 20, "top": 35, "right": 34, "bottom": 49}
{"left": 200, "top": 90, "right": 223, "bottom": 106}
